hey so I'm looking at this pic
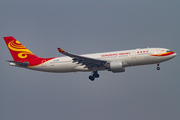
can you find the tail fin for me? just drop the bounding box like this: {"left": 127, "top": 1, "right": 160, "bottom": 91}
{"left": 3, "top": 36, "right": 39, "bottom": 61}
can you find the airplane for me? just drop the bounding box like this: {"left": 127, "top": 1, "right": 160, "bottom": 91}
{"left": 4, "top": 36, "right": 177, "bottom": 81}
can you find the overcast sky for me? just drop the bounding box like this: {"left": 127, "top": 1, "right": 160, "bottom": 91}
{"left": 0, "top": 0, "right": 180, "bottom": 120}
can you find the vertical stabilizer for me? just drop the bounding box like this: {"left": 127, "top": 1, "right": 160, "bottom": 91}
{"left": 3, "top": 36, "right": 39, "bottom": 61}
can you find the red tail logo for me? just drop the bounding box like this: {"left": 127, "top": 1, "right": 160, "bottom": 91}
{"left": 4, "top": 36, "right": 39, "bottom": 61}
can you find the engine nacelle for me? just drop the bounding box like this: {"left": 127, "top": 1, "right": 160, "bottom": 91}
{"left": 110, "top": 61, "right": 125, "bottom": 73}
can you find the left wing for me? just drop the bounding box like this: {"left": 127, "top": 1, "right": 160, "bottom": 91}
{"left": 57, "top": 48, "right": 107, "bottom": 67}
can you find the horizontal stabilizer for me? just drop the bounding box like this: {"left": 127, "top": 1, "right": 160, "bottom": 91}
{"left": 6, "top": 60, "right": 29, "bottom": 67}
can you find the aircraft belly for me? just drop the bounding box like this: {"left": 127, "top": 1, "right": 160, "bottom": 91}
{"left": 56, "top": 63, "right": 77, "bottom": 72}
{"left": 28, "top": 62, "right": 77, "bottom": 73}
{"left": 121, "top": 57, "right": 137, "bottom": 66}
{"left": 137, "top": 55, "right": 154, "bottom": 65}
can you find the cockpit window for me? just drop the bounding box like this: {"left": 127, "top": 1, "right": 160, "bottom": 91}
{"left": 166, "top": 50, "right": 172, "bottom": 52}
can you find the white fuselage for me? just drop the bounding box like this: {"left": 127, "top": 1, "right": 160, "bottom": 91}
{"left": 27, "top": 48, "right": 176, "bottom": 73}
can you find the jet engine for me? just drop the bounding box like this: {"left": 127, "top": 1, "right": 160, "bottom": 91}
{"left": 110, "top": 61, "right": 125, "bottom": 73}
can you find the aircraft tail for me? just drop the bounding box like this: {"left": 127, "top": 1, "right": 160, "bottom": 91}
{"left": 3, "top": 36, "right": 40, "bottom": 61}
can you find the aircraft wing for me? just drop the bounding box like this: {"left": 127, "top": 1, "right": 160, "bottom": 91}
{"left": 57, "top": 48, "right": 107, "bottom": 67}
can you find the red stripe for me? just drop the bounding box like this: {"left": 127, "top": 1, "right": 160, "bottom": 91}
{"left": 160, "top": 52, "right": 175, "bottom": 56}
{"left": 150, "top": 52, "right": 175, "bottom": 57}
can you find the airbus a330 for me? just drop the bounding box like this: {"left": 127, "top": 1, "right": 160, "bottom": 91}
{"left": 4, "top": 36, "right": 176, "bottom": 81}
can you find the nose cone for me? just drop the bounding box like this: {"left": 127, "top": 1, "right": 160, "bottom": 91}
{"left": 173, "top": 52, "right": 177, "bottom": 57}
{"left": 166, "top": 51, "right": 176, "bottom": 60}
{"left": 170, "top": 52, "right": 177, "bottom": 59}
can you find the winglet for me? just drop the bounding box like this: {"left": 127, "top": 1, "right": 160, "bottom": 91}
{"left": 57, "top": 48, "right": 65, "bottom": 53}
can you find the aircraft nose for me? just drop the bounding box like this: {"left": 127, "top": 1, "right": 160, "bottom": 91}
{"left": 172, "top": 52, "right": 177, "bottom": 58}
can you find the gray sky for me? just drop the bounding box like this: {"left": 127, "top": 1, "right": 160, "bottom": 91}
{"left": 0, "top": 0, "right": 180, "bottom": 120}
